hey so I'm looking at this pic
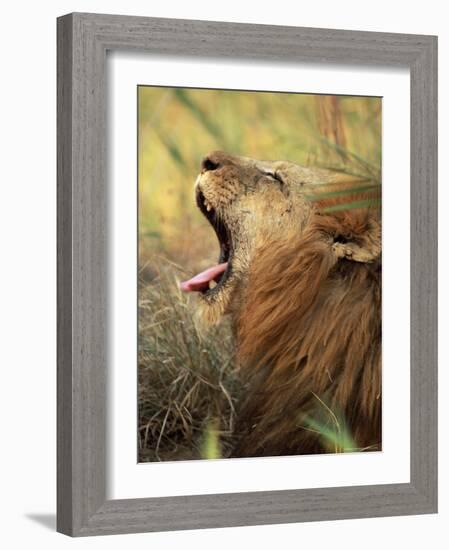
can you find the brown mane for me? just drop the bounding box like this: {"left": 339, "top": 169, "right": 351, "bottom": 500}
{"left": 232, "top": 208, "right": 381, "bottom": 456}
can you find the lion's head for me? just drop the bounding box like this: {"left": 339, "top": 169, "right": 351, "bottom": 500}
{"left": 181, "top": 150, "right": 380, "bottom": 324}
{"left": 181, "top": 151, "right": 382, "bottom": 457}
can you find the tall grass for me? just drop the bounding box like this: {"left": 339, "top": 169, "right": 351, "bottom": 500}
{"left": 138, "top": 263, "right": 239, "bottom": 461}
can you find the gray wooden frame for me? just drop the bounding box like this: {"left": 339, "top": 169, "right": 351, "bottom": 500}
{"left": 57, "top": 12, "right": 438, "bottom": 537}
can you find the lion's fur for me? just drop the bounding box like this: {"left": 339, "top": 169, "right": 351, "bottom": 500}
{"left": 194, "top": 151, "right": 382, "bottom": 456}
{"left": 232, "top": 210, "right": 381, "bottom": 456}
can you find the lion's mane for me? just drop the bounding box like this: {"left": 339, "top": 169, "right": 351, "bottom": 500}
{"left": 231, "top": 209, "right": 382, "bottom": 457}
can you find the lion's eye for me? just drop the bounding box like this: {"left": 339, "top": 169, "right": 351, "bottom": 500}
{"left": 264, "top": 171, "right": 284, "bottom": 186}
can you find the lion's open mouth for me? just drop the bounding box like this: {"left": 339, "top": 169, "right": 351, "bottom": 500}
{"left": 180, "top": 190, "right": 233, "bottom": 296}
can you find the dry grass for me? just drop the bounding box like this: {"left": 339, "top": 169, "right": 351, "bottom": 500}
{"left": 138, "top": 262, "right": 240, "bottom": 462}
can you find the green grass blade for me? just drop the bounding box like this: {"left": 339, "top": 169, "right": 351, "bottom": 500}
{"left": 317, "top": 136, "right": 381, "bottom": 179}
{"left": 305, "top": 184, "right": 380, "bottom": 201}
{"left": 155, "top": 129, "right": 187, "bottom": 169}
{"left": 302, "top": 415, "right": 357, "bottom": 453}
{"left": 201, "top": 420, "right": 222, "bottom": 460}
{"left": 174, "top": 89, "right": 226, "bottom": 145}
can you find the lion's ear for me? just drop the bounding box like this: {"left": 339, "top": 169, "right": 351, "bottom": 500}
{"left": 331, "top": 220, "right": 381, "bottom": 264}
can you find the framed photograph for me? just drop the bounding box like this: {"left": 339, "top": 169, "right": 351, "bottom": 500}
{"left": 57, "top": 12, "right": 437, "bottom": 536}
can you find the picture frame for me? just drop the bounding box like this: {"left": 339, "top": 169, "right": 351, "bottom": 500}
{"left": 57, "top": 12, "right": 438, "bottom": 536}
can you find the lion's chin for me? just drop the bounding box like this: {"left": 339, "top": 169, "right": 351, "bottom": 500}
{"left": 196, "top": 272, "right": 237, "bottom": 325}
{"left": 197, "top": 299, "right": 226, "bottom": 326}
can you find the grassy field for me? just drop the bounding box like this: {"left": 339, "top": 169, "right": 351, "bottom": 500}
{"left": 138, "top": 264, "right": 239, "bottom": 461}
{"left": 138, "top": 86, "right": 381, "bottom": 462}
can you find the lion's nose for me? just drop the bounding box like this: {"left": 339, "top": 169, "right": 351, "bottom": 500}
{"left": 201, "top": 155, "right": 220, "bottom": 173}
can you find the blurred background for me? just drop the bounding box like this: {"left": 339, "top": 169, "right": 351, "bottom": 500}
{"left": 138, "top": 86, "right": 381, "bottom": 462}
{"left": 138, "top": 87, "right": 381, "bottom": 274}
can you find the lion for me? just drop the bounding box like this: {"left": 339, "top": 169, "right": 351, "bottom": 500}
{"left": 181, "top": 150, "right": 381, "bottom": 457}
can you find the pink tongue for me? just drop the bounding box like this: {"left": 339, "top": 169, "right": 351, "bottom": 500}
{"left": 180, "top": 262, "right": 228, "bottom": 292}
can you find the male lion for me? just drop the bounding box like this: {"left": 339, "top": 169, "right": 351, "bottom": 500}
{"left": 181, "top": 151, "right": 381, "bottom": 457}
